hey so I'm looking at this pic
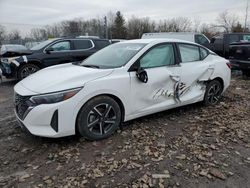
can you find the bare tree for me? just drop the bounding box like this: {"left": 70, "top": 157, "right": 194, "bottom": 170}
{"left": 0, "top": 25, "right": 6, "bottom": 44}
{"left": 30, "top": 28, "right": 48, "bottom": 41}
{"left": 127, "top": 16, "right": 155, "bottom": 39}
{"left": 7, "top": 30, "right": 21, "bottom": 40}
{"left": 61, "top": 20, "right": 83, "bottom": 36}
{"left": 199, "top": 23, "right": 218, "bottom": 39}
{"left": 232, "top": 22, "right": 245, "bottom": 33}
{"left": 193, "top": 18, "right": 201, "bottom": 32}
{"left": 215, "top": 10, "right": 238, "bottom": 33}
{"left": 45, "top": 24, "right": 62, "bottom": 38}
{"left": 158, "top": 17, "right": 192, "bottom": 32}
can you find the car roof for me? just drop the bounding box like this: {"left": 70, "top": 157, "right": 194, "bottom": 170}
{"left": 121, "top": 38, "right": 198, "bottom": 45}
{"left": 143, "top": 32, "right": 199, "bottom": 35}
{"left": 57, "top": 37, "right": 109, "bottom": 41}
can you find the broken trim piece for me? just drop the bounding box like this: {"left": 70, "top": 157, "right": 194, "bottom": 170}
{"left": 22, "top": 56, "right": 28, "bottom": 63}
{"left": 11, "top": 60, "right": 20, "bottom": 67}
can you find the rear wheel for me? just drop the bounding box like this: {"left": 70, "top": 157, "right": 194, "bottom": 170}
{"left": 76, "top": 96, "right": 121, "bottom": 140}
{"left": 17, "top": 64, "right": 40, "bottom": 80}
{"left": 203, "top": 80, "right": 223, "bottom": 106}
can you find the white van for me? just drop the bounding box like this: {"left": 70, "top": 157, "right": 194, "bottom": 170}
{"left": 141, "top": 32, "right": 210, "bottom": 46}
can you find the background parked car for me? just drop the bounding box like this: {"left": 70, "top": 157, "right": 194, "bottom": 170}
{"left": 229, "top": 41, "right": 250, "bottom": 77}
{"left": 208, "top": 33, "right": 250, "bottom": 58}
{"left": 0, "top": 44, "right": 31, "bottom": 78}
{"left": 0, "top": 37, "right": 110, "bottom": 80}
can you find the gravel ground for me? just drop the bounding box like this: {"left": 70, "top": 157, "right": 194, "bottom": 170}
{"left": 0, "top": 75, "right": 249, "bottom": 188}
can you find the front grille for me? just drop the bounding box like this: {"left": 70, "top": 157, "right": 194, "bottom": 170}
{"left": 14, "top": 93, "right": 30, "bottom": 120}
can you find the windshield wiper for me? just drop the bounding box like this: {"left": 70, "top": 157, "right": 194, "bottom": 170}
{"left": 81, "top": 64, "right": 100, "bottom": 69}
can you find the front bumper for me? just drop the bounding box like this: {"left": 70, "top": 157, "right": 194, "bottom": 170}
{"left": 0, "top": 61, "right": 16, "bottom": 78}
{"left": 14, "top": 103, "right": 65, "bottom": 138}
{"left": 13, "top": 87, "right": 84, "bottom": 138}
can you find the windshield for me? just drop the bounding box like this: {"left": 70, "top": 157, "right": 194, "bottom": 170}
{"left": 31, "top": 39, "right": 57, "bottom": 50}
{"left": 80, "top": 42, "right": 146, "bottom": 68}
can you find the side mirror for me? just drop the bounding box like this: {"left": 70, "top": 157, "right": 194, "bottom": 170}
{"left": 136, "top": 67, "right": 148, "bottom": 83}
{"left": 45, "top": 47, "right": 53, "bottom": 54}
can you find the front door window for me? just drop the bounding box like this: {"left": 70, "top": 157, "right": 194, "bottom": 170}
{"left": 50, "top": 41, "right": 70, "bottom": 51}
{"left": 140, "top": 44, "right": 175, "bottom": 68}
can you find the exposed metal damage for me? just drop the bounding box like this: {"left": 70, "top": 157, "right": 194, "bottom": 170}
{"left": 153, "top": 66, "right": 216, "bottom": 103}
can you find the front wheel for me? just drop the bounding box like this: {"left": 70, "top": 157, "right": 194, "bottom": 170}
{"left": 17, "top": 64, "right": 40, "bottom": 80}
{"left": 76, "top": 96, "right": 122, "bottom": 140}
{"left": 203, "top": 80, "right": 223, "bottom": 106}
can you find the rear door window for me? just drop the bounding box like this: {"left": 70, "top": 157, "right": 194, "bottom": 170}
{"left": 200, "top": 47, "right": 209, "bottom": 60}
{"left": 178, "top": 44, "right": 200, "bottom": 63}
{"left": 95, "top": 40, "right": 110, "bottom": 49}
{"left": 73, "top": 40, "right": 93, "bottom": 50}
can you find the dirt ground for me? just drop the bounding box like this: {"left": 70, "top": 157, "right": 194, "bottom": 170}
{"left": 0, "top": 74, "right": 249, "bottom": 188}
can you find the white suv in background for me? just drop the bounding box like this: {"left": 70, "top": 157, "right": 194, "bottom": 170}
{"left": 14, "top": 39, "right": 231, "bottom": 140}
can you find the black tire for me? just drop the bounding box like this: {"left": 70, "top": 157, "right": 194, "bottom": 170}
{"left": 76, "top": 96, "right": 122, "bottom": 140}
{"left": 17, "top": 64, "right": 40, "bottom": 80}
{"left": 203, "top": 80, "right": 223, "bottom": 106}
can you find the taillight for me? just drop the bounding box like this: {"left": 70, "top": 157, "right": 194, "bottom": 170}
{"left": 226, "top": 61, "right": 232, "bottom": 69}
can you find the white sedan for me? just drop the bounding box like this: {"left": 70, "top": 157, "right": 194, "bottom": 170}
{"left": 14, "top": 39, "right": 231, "bottom": 140}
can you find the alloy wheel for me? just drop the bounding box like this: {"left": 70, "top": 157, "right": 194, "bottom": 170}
{"left": 207, "top": 82, "right": 222, "bottom": 105}
{"left": 20, "top": 65, "right": 39, "bottom": 79}
{"left": 87, "top": 103, "right": 117, "bottom": 136}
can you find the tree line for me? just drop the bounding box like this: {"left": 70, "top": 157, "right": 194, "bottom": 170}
{"left": 0, "top": 10, "right": 248, "bottom": 44}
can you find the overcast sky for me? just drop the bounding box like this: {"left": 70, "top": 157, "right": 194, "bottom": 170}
{"left": 0, "top": 0, "right": 248, "bottom": 36}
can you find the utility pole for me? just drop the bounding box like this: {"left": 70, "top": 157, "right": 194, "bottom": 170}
{"left": 244, "top": 0, "right": 249, "bottom": 32}
{"left": 104, "top": 16, "right": 108, "bottom": 39}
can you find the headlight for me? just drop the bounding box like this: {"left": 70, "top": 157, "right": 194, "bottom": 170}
{"left": 29, "top": 87, "right": 82, "bottom": 105}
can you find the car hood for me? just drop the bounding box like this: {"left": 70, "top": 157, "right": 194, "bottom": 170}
{"left": 16, "top": 63, "right": 114, "bottom": 94}
{"left": 0, "top": 49, "right": 32, "bottom": 58}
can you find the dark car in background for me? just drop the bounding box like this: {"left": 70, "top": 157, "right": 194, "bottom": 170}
{"left": 0, "top": 37, "right": 110, "bottom": 80}
{"left": 229, "top": 42, "right": 250, "bottom": 77}
{"left": 208, "top": 33, "right": 250, "bottom": 59}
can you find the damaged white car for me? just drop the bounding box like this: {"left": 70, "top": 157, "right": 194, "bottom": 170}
{"left": 14, "top": 39, "right": 231, "bottom": 140}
